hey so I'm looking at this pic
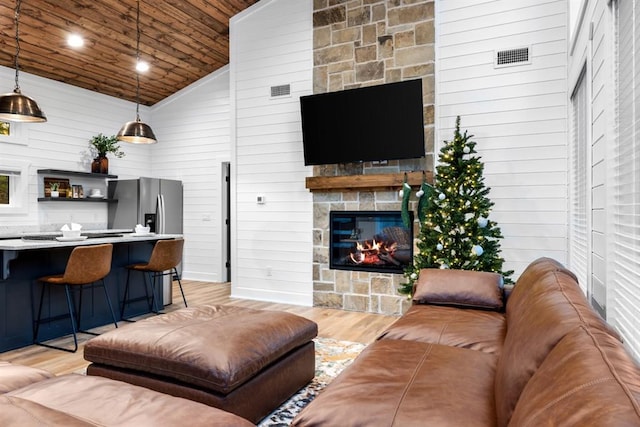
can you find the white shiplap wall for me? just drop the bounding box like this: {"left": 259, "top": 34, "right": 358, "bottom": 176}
{"left": 230, "top": 0, "right": 313, "bottom": 305}
{"left": 0, "top": 65, "right": 151, "bottom": 232}
{"left": 436, "top": 0, "right": 569, "bottom": 277}
{"left": 149, "top": 68, "right": 232, "bottom": 282}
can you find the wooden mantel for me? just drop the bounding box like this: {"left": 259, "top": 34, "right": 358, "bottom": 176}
{"left": 305, "top": 171, "right": 434, "bottom": 192}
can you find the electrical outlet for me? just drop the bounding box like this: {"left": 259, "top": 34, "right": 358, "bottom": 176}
{"left": 266, "top": 266, "right": 272, "bottom": 276}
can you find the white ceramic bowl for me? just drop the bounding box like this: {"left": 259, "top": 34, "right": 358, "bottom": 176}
{"left": 62, "top": 229, "right": 82, "bottom": 238}
{"left": 135, "top": 226, "right": 150, "bottom": 234}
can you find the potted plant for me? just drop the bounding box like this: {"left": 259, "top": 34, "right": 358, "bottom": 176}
{"left": 89, "top": 133, "right": 125, "bottom": 174}
{"left": 50, "top": 182, "right": 59, "bottom": 198}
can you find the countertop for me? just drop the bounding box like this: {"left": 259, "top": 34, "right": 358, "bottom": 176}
{"left": 0, "top": 231, "right": 182, "bottom": 251}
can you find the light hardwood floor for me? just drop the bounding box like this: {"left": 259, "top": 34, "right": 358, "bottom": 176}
{"left": 0, "top": 280, "right": 400, "bottom": 376}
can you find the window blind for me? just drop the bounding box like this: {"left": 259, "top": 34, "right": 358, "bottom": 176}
{"left": 569, "top": 67, "right": 589, "bottom": 289}
{"left": 613, "top": 0, "right": 640, "bottom": 360}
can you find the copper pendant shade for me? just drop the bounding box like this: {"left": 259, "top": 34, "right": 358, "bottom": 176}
{"left": 0, "top": 90, "right": 47, "bottom": 123}
{"left": 117, "top": 117, "right": 157, "bottom": 144}
{"left": 117, "top": 0, "right": 156, "bottom": 144}
{"left": 0, "top": 0, "right": 46, "bottom": 123}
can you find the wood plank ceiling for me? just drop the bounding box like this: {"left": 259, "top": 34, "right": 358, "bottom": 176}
{"left": 0, "top": 0, "right": 259, "bottom": 106}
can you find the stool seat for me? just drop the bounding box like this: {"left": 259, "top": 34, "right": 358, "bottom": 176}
{"left": 34, "top": 243, "right": 118, "bottom": 353}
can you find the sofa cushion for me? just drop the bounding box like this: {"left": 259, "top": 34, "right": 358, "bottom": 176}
{"left": 494, "top": 258, "right": 621, "bottom": 427}
{"left": 84, "top": 304, "right": 317, "bottom": 394}
{"left": 509, "top": 326, "right": 640, "bottom": 426}
{"left": 378, "top": 304, "right": 506, "bottom": 355}
{"left": 0, "top": 361, "right": 54, "bottom": 394}
{"left": 412, "top": 269, "right": 504, "bottom": 311}
{"left": 7, "top": 374, "right": 254, "bottom": 426}
{"left": 0, "top": 395, "right": 94, "bottom": 426}
{"left": 292, "top": 339, "right": 498, "bottom": 427}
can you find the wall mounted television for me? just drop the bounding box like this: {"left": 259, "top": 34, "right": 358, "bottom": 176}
{"left": 300, "top": 79, "right": 425, "bottom": 166}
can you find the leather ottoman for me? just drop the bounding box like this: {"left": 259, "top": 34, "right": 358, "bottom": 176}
{"left": 84, "top": 305, "right": 318, "bottom": 423}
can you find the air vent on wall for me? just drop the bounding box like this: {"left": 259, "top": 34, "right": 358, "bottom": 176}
{"left": 270, "top": 84, "right": 291, "bottom": 98}
{"left": 495, "top": 47, "right": 530, "bottom": 67}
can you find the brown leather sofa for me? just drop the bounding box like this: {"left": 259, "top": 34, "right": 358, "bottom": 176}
{"left": 0, "top": 360, "right": 253, "bottom": 426}
{"left": 292, "top": 257, "right": 640, "bottom": 426}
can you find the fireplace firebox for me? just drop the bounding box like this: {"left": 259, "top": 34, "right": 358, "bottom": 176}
{"left": 330, "top": 211, "right": 414, "bottom": 274}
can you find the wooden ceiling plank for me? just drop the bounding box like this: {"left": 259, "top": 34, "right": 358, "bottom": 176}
{"left": 28, "top": 0, "right": 221, "bottom": 73}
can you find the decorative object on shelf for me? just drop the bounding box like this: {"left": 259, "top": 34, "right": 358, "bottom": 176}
{"left": 71, "top": 185, "right": 84, "bottom": 198}
{"left": 89, "top": 133, "right": 124, "bottom": 174}
{"left": 0, "top": 0, "right": 46, "bottom": 123}
{"left": 50, "top": 182, "right": 59, "bottom": 198}
{"left": 44, "top": 177, "right": 70, "bottom": 198}
{"left": 116, "top": 0, "right": 157, "bottom": 145}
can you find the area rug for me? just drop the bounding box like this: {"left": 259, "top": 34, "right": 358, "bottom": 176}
{"left": 257, "top": 337, "right": 366, "bottom": 426}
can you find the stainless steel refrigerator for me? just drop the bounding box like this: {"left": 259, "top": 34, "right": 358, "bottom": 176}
{"left": 108, "top": 177, "right": 183, "bottom": 304}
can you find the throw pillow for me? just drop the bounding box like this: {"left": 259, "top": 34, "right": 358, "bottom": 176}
{"left": 412, "top": 269, "right": 504, "bottom": 311}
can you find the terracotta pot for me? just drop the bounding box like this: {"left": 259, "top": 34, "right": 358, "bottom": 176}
{"left": 92, "top": 156, "right": 109, "bottom": 174}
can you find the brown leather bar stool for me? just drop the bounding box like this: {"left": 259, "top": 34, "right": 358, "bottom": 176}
{"left": 121, "top": 238, "right": 187, "bottom": 320}
{"left": 33, "top": 243, "right": 118, "bottom": 353}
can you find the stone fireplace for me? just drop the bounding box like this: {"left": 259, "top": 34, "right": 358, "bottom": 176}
{"left": 330, "top": 210, "right": 413, "bottom": 274}
{"left": 310, "top": 0, "right": 435, "bottom": 315}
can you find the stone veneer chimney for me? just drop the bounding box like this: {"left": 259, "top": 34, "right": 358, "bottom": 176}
{"left": 311, "top": 0, "right": 435, "bottom": 315}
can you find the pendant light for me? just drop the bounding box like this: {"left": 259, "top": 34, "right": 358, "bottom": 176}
{"left": 117, "top": 0, "right": 157, "bottom": 144}
{"left": 0, "top": 0, "right": 47, "bottom": 123}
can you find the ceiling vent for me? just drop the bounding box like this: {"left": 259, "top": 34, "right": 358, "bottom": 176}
{"left": 495, "top": 47, "right": 530, "bottom": 67}
{"left": 270, "top": 84, "right": 291, "bottom": 98}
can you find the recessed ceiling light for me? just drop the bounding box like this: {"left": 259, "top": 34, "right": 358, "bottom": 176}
{"left": 136, "top": 60, "right": 149, "bottom": 73}
{"left": 67, "top": 34, "right": 84, "bottom": 48}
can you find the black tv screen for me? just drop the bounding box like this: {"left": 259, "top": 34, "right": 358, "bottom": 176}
{"left": 300, "top": 79, "right": 425, "bottom": 166}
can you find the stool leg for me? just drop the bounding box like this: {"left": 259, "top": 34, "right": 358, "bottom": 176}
{"left": 143, "top": 271, "right": 153, "bottom": 312}
{"left": 100, "top": 278, "right": 119, "bottom": 329}
{"left": 148, "top": 272, "right": 162, "bottom": 314}
{"left": 64, "top": 285, "right": 79, "bottom": 353}
{"left": 173, "top": 267, "right": 187, "bottom": 308}
{"left": 121, "top": 269, "right": 133, "bottom": 320}
{"left": 33, "top": 284, "right": 78, "bottom": 353}
{"left": 76, "top": 285, "right": 84, "bottom": 332}
{"left": 33, "top": 283, "right": 47, "bottom": 343}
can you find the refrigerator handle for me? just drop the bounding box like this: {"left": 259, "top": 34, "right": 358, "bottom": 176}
{"left": 156, "top": 194, "right": 163, "bottom": 234}
{"left": 160, "top": 194, "right": 166, "bottom": 234}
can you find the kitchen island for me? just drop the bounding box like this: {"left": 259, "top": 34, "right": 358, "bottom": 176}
{"left": 0, "top": 232, "right": 182, "bottom": 352}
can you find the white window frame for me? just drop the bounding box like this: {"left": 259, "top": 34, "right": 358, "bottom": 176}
{"left": 0, "top": 160, "right": 30, "bottom": 215}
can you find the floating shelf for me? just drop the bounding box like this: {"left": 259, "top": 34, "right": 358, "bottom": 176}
{"left": 37, "top": 169, "right": 118, "bottom": 179}
{"left": 37, "top": 197, "right": 116, "bottom": 202}
{"left": 305, "top": 171, "right": 433, "bottom": 192}
{"left": 37, "top": 169, "right": 117, "bottom": 203}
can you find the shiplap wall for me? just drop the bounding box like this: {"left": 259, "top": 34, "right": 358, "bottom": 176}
{"left": 436, "top": 0, "right": 569, "bottom": 277}
{"left": 0, "top": 66, "right": 151, "bottom": 232}
{"left": 230, "top": 0, "right": 313, "bottom": 305}
{"left": 149, "top": 68, "right": 231, "bottom": 282}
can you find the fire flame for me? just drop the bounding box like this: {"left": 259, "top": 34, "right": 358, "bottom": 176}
{"left": 349, "top": 240, "right": 398, "bottom": 265}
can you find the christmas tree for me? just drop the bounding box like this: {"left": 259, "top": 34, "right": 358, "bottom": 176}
{"left": 399, "top": 116, "right": 513, "bottom": 295}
